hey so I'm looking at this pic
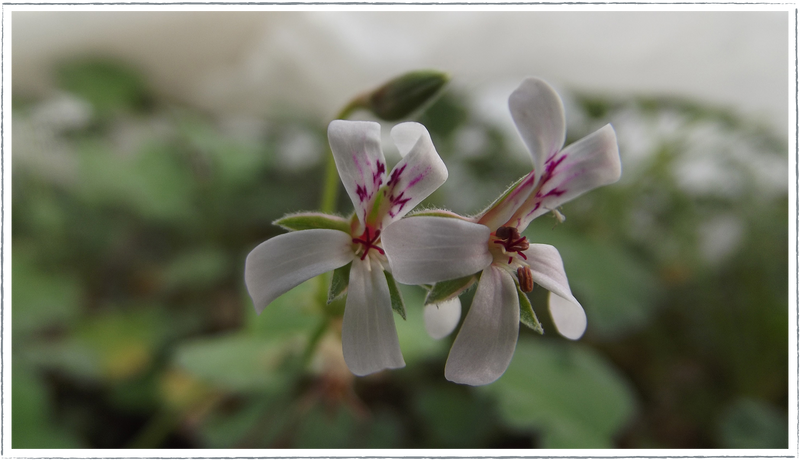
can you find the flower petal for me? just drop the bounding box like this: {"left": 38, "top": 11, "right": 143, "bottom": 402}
{"left": 341, "top": 258, "right": 405, "bottom": 376}
{"left": 380, "top": 122, "right": 448, "bottom": 226}
{"left": 381, "top": 216, "right": 492, "bottom": 285}
{"left": 508, "top": 77, "right": 566, "bottom": 182}
{"left": 423, "top": 297, "right": 462, "bottom": 340}
{"left": 514, "top": 124, "right": 621, "bottom": 229}
{"left": 549, "top": 292, "right": 587, "bottom": 340}
{"left": 522, "top": 244, "right": 577, "bottom": 303}
{"left": 245, "top": 229, "right": 353, "bottom": 314}
{"left": 522, "top": 244, "right": 587, "bottom": 340}
{"left": 444, "top": 266, "right": 520, "bottom": 386}
{"left": 328, "top": 120, "right": 387, "bottom": 225}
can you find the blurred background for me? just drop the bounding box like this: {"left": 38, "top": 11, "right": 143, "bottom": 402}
{"left": 11, "top": 10, "right": 790, "bottom": 449}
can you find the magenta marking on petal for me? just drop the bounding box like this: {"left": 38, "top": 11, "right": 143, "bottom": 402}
{"left": 387, "top": 164, "right": 406, "bottom": 187}
{"left": 373, "top": 160, "right": 386, "bottom": 187}
{"left": 356, "top": 184, "right": 368, "bottom": 202}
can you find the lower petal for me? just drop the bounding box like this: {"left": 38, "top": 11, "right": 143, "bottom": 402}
{"left": 444, "top": 266, "right": 520, "bottom": 386}
{"left": 549, "top": 292, "right": 587, "bottom": 340}
{"left": 244, "top": 229, "right": 353, "bottom": 314}
{"left": 423, "top": 297, "right": 462, "bottom": 340}
{"left": 341, "top": 258, "right": 405, "bottom": 376}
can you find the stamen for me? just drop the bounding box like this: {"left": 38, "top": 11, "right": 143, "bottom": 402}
{"left": 517, "top": 266, "right": 533, "bottom": 293}
{"left": 494, "top": 226, "right": 530, "bottom": 263}
{"left": 353, "top": 228, "right": 385, "bottom": 260}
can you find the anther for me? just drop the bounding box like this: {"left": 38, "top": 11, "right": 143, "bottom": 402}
{"left": 517, "top": 266, "right": 533, "bottom": 293}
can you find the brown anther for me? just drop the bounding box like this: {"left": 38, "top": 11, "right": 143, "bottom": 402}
{"left": 517, "top": 266, "right": 533, "bottom": 293}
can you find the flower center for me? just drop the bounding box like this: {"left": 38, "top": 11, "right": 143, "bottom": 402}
{"left": 352, "top": 227, "right": 385, "bottom": 260}
{"left": 492, "top": 226, "right": 534, "bottom": 292}
{"left": 493, "top": 226, "right": 530, "bottom": 264}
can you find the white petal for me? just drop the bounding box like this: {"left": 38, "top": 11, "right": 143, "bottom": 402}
{"left": 522, "top": 244, "right": 577, "bottom": 303}
{"left": 423, "top": 297, "right": 462, "bottom": 340}
{"left": 522, "top": 244, "right": 587, "bottom": 340}
{"left": 328, "top": 120, "right": 387, "bottom": 225}
{"left": 508, "top": 77, "right": 566, "bottom": 182}
{"left": 549, "top": 292, "right": 587, "bottom": 340}
{"left": 381, "top": 216, "right": 492, "bottom": 285}
{"left": 341, "top": 258, "right": 405, "bottom": 376}
{"left": 444, "top": 266, "right": 520, "bottom": 386}
{"left": 380, "top": 122, "right": 448, "bottom": 226}
{"left": 514, "top": 124, "right": 621, "bottom": 228}
{"left": 245, "top": 229, "right": 353, "bottom": 314}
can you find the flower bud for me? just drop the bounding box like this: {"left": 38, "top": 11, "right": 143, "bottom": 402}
{"left": 366, "top": 70, "right": 449, "bottom": 121}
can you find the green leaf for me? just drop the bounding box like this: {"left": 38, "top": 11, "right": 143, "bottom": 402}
{"left": 13, "top": 364, "right": 82, "bottom": 448}
{"left": 717, "top": 398, "right": 788, "bottom": 448}
{"left": 483, "top": 339, "right": 637, "bottom": 448}
{"left": 425, "top": 275, "right": 476, "bottom": 305}
{"left": 56, "top": 58, "right": 148, "bottom": 115}
{"left": 273, "top": 212, "right": 351, "bottom": 233}
{"left": 385, "top": 270, "right": 407, "bottom": 320}
{"left": 328, "top": 262, "right": 351, "bottom": 303}
{"left": 518, "top": 288, "right": 544, "bottom": 334}
{"left": 173, "top": 332, "right": 293, "bottom": 392}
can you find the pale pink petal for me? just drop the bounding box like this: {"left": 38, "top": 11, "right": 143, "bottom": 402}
{"left": 379, "top": 122, "right": 448, "bottom": 227}
{"left": 513, "top": 124, "right": 621, "bottom": 229}
{"left": 444, "top": 266, "right": 520, "bottom": 386}
{"left": 423, "top": 297, "right": 462, "bottom": 340}
{"left": 245, "top": 229, "right": 353, "bottom": 314}
{"left": 341, "top": 258, "right": 405, "bottom": 376}
{"left": 381, "top": 216, "right": 492, "bottom": 285}
{"left": 522, "top": 244, "right": 587, "bottom": 340}
{"left": 549, "top": 292, "right": 587, "bottom": 340}
{"left": 509, "top": 77, "right": 566, "bottom": 182}
{"left": 328, "top": 120, "right": 387, "bottom": 225}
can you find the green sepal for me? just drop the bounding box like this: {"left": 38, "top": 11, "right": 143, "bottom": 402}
{"left": 384, "top": 271, "right": 407, "bottom": 320}
{"left": 409, "top": 209, "right": 471, "bottom": 220}
{"left": 424, "top": 274, "right": 477, "bottom": 305}
{"left": 475, "top": 174, "right": 531, "bottom": 219}
{"left": 518, "top": 287, "right": 544, "bottom": 334}
{"left": 273, "top": 212, "right": 350, "bottom": 234}
{"left": 328, "top": 262, "right": 352, "bottom": 304}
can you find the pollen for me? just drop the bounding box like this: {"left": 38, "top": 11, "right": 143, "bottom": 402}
{"left": 517, "top": 266, "right": 533, "bottom": 293}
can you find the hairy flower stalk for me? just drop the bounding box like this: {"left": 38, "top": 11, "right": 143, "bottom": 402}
{"left": 382, "top": 77, "right": 621, "bottom": 385}
{"left": 245, "top": 120, "right": 447, "bottom": 376}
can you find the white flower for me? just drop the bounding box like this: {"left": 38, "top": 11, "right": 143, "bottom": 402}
{"left": 245, "top": 120, "right": 447, "bottom": 376}
{"left": 382, "top": 77, "right": 621, "bottom": 385}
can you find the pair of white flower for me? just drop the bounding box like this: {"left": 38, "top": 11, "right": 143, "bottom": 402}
{"left": 245, "top": 77, "right": 621, "bottom": 385}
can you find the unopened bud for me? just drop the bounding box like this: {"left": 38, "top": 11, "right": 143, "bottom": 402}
{"left": 366, "top": 70, "right": 449, "bottom": 121}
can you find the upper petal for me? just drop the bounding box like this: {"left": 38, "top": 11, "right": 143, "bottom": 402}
{"left": 381, "top": 216, "right": 493, "bottom": 285}
{"left": 341, "top": 258, "right": 406, "bottom": 376}
{"left": 328, "top": 120, "right": 387, "bottom": 225}
{"left": 423, "top": 297, "right": 462, "bottom": 340}
{"left": 512, "top": 124, "right": 621, "bottom": 229}
{"left": 444, "top": 266, "right": 520, "bottom": 386}
{"left": 522, "top": 244, "right": 587, "bottom": 340}
{"left": 509, "top": 77, "right": 566, "bottom": 182}
{"left": 380, "top": 122, "right": 448, "bottom": 226}
{"left": 245, "top": 229, "right": 353, "bottom": 314}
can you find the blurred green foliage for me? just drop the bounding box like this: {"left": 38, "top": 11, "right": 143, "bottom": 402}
{"left": 11, "top": 59, "right": 788, "bottom": 449}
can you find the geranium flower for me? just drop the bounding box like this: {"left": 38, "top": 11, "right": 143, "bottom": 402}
{"left": 382, "top": 77, "right": 621, "bottom": 385}
{"left": 245, "top": 120, "right": 447, "bottom": 376}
